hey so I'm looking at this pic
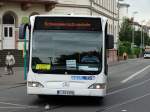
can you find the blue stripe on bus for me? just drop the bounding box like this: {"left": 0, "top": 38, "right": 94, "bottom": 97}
{"left": 71, "top": 76, "right": 95, "bottom": 80}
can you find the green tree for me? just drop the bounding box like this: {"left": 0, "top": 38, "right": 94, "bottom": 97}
{"left": 134, "top": 30, "right": 141, "bottom": 46}
{"left": 134, "top": 30, "right": 150, "bottom": 47}
{"left": 119, "top": 17, "right": 150, "bottom": 58}
{"left": 119, "top": 17, "right": 150, "bottom": 47}
{"left": 143, "top": 32, "right": 150, "bottom": 46}
{"left": 118, "top": 41, "right": 131, "bottom": 56}
{"left": 119, "top": 17, "right": 133, "bottom": 42}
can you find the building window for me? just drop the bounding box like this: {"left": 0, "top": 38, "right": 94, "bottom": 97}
{"left": 3, "top": 13, "right": 15, "bottom": 38}
{"left": 100, "top": 0, "right": 102, "bottom": 5}
{"left": 3, "top": 13, "right": 14, "bottom": 24}
{"left": 110, "top": 0, "right": 112, "bottom": 11}
{"left": 111, "top": 24, "right": 113, "bottom": 34}
{"left": 109, "top": 0, "right": 111, "bottom": 10}
{"left": 9, "top": 27, "right": 13, "bottom": 37}
{"left": 4, "top": 27, "right": 8, "bottom": 37}
{"left": 108, "top": 24, "right": 111, "bottom": 34}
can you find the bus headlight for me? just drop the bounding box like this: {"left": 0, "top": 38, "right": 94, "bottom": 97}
{"left": 28, "top": 81, "right": 44, "bottom": 88}
{"left": 88, "top": 83, "right": 106, "bottom": 89}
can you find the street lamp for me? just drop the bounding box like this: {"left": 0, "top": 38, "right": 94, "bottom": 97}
{"left": 140, "top": 20, "right": 145, "bottom": 51}
{"left": 117, "top": 0, "right": 124, "bottom": 57}
{"left": 142, "top": 24, "right": 147, "bottom": 50}
{"left": 131, "top": 11, "right": 138, "bottom": 48}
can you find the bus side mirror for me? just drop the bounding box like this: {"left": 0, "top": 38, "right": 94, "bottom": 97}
{"left": 106, "top": 34, "right": 114, "bottom": 49}
{"left": 19, "top": 24, "right": 30, "bottom": 39}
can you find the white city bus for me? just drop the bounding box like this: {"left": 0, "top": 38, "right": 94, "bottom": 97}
{"left": 20, "top": 15, "right": 113, "bottom": 99}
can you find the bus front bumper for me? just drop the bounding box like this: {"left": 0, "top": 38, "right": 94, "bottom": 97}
{"left": 27, "top": 87, "right": 106, "bottom": 97}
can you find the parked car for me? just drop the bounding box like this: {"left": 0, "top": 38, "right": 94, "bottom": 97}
{"left": 144, "top": 51, "right": 150, "bottom": 59}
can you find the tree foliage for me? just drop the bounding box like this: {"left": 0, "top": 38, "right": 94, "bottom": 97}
{"left": 119, "top": 17, "right": 150, "bottom": 47}
{"left": 119, "top": 17, "right": 133, "bottom": 42}
{"left": 118, "top": 41, "right": 131, "bottom": 56}
{"left": 134, "top": 30, "right": 150, "bottom": 46}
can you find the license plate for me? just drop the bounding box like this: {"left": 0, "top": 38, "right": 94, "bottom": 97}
{"left": 57, "top": 90, "right": 74, "bottom": 95}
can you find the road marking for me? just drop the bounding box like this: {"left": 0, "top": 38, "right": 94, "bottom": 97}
{"left": 0, "top": 101, "right": 38, "bottom": 108}
{"left": 121, "top": 65, "right": 150, "bottom": 83}
{"left": 98, "top": 92, "right": 150, "bottom": 112}
{"left": 0, "top": 97, "right": 19, "bottom": 101}
{"left": 0, "top": 107, "right": 30, "bottom": 109}
{"left": 108, "top": 76, "right": 150, "bottom": 95}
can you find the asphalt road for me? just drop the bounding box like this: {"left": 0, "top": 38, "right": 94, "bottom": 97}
{"left": 0, "top": 58, "right": 150, "bottom": 112}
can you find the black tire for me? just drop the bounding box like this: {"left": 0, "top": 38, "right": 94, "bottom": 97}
{"left": 93, "top": 97, "right": 104, "bottom": 105}
{"left": 38, "top": 95, "right": 47, "bottom": 99}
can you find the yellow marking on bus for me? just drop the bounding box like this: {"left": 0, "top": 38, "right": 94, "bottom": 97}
{"left": 36, "top": 64, "right": 51, "bottom": 70}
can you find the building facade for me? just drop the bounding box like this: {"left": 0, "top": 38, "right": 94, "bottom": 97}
{"left": 0, "top": 0, "right": 118, "bottom": 51}
{"left": 0, "top": 0, "right": 57, "bottom": 51}
{"left": 56, "top": 0, "right": 119, "bottom": 49}
{"left": 119, "top": 2, "right": 130, "bottom": 20}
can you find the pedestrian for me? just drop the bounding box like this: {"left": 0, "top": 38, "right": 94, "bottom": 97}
{"left": 5, "top": 52, "right": 15, "bottom": 75}
{"left": 123, "top": 52, "right": 128, "bottom": 60}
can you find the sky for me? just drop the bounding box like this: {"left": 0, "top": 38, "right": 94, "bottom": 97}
{"left": 124, "top": 0, "right": 150, "bottom": 24}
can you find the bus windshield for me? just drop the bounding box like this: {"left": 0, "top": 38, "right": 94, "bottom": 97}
{"left": 32, "top": 30, "right": 102, "bottom": 75}
{"left": 31, "top": 17, "right": 103, "bottom": 75}
{"left": 144, "top": 51, "right": 150, "bottom": 54}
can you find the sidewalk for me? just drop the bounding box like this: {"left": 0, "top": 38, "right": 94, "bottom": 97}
{"left": 108, "top": 60, "right": 127, "bottom": 67}
{"left": 0, "top": 67, "right": 26, "bottom": 85}
{"left": 108, "top": 58, "right": 144, "bottom": 67}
